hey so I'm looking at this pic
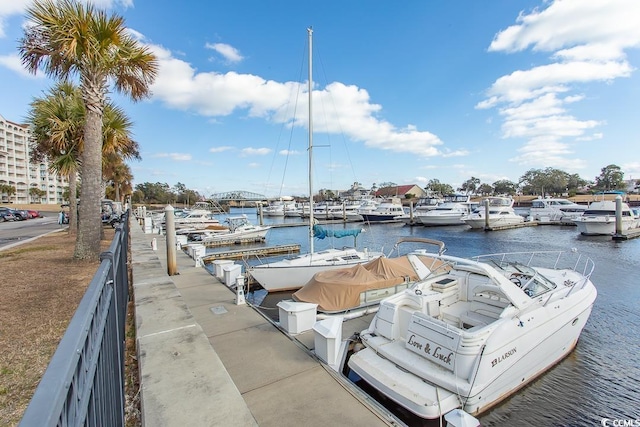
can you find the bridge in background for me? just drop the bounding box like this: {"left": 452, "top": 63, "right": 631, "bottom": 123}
{"left": 209, "top": 190, "right": 268, "bottom": 203}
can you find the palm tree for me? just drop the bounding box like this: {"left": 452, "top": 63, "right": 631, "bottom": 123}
{"left": 101, "top": 103, "right": 141, "bottom": 204}
{"left": 28, "top": 82, "right": 143, "bottom": 235}
{"left": 28, "top": 82, "right": 83, "bottom": 232}
{"left": 104, "top": 157, "right": 133, "bottom": 203}
{"left": 20, "top": 0, "right": 158, "bottom": 260}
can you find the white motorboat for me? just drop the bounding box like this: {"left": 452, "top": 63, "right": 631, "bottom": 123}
{"left": 414, "top": 196, "right": 443, "bottom": 212}
{"left": 462, "top": 197, "right": 524, "bottom": 229}
{"left": 360, "top": 197, "right": 405, "bottom": 223}
{"left": 348, "top": 248, "right": 597, "bottom": 421}
{"left": 247, "top": 29, "right": 383, "bottom": 293}
{"left": 263, "top": 198, "right": 296, "bottom": 217}
{"left": 351, "top": 198, "right": 380, "bottom": 221}
{"left": 201, "top": 215, "right": 271, "bottom": 244}
{"left": 573, "top": 200, "right": 638, "bottom": 235}
{"left": 284, "top": 203, "right": 307, "bottom": 217}
{"left": 418, "top": 194, "right": 477, "bottom": 226}
{"left": 292, "top": 238, "right": 447, "bottom": 318}
{"left": 309, "top": 203, "right": 346, "bottom": 220}
{"left": 172, "top": 209, "right": 222, "bottom": 230}
{"left": 200, "top": 215, "right": 270, "bottom": 243}
{"left": 528, "top": 197, "right": 587, "bottom": 223}
{"left": 396, "top": 196, "right": 444, "bottom": 224}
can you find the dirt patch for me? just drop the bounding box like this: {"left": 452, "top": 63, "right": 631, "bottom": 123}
{"left": 0, "top": 228, "right": 140, "bottom": 426}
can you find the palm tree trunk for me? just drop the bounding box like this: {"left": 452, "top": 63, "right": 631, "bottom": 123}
{"left": 68, "top": 172, "right": 78, "bottom": 235}
{"left": 74, "top": 108, "right": 103, "bottom": 260}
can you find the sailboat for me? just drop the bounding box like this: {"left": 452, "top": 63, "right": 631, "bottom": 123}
{"left": 247, "top": 28, "right": 384, "bottom": 293}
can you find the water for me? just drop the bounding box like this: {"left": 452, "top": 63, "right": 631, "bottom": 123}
{"left": 213, "top": 208, "right": 640, "bottom": 426}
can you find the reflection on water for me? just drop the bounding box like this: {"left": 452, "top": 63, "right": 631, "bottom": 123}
{"left": 210, "top": 208, "right": 640, "bottom": 426}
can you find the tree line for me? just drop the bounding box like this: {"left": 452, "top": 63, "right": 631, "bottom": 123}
{"left": 425, "top": 164, "right": 633, "bottom": 197}
{"left": 127, "top": 164, "right": 635, "bottom": 206}
{"left": 131, "top": 182, "right": 203, "bottom": 206}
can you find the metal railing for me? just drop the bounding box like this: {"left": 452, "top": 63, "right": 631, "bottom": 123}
{"left": 19, "top": 211, "right": 130, "bottom": 427}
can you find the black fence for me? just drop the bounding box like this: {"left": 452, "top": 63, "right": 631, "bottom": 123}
{"left": 19, "top": 212, "right": 130, "bottom": 426}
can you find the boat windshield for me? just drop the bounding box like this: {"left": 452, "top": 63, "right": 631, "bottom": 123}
{"left": 488, "top": 261, "right": 557, "bottom": 298}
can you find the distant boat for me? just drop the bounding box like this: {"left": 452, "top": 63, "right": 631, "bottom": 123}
{"left": 573, "top": 200, "right": 638, "bottom": 235}
{"left": 263, "top": 198, "right": 296, "bottom": 217}
{"left": 418, "top": 194, "right": 477, "bottom": 226}
{"left": 172, "top": 209, "right": 222, "bottom": 230}
{"left": 528, "top": 197, "right": 587, "bottom": 223}
{"left": 462, "top": 197, "right": 524, "bottom": 229}
{"left": 201, "top": 215, "right": 270, "bottom": 243}
{"left": 360, "top": 197, "right": 405, "bottom": 223}
{"left": 247, "top": 28, "right": 383, "bottom": 292}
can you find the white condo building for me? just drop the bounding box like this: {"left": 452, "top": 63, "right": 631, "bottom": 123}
{"left": 0, "top": 113, "right": 68, "bottom": 205}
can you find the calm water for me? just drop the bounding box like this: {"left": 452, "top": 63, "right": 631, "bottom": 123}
{"left": 215, "top": 208, "right": 640, "bottom": 426}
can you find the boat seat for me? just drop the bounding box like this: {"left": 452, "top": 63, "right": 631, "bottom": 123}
{"left": 470, "top": 285, "right": 510, "bottom": 308}
{"left": 431, "top": 277, "right": 458, "bottom": 292}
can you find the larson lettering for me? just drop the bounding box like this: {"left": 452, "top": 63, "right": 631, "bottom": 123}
{"left": 491, "top": 347, "right": 517, "bottom": 367}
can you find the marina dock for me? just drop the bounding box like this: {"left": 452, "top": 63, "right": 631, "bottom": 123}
{"left": 201, "top": 244, "right": 301, "bottom": 261}
{"left": 613, "top": 227, "right": 640, "bottom": 240}
{"left": 201, "top": 236, "right": 268, "bottom": 247}
{"left": 131, "top": 225, "right": 393, "bottom": 426}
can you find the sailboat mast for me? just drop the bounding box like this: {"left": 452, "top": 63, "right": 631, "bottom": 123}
{"left": 307, "top": 27, "right": 314, "bottom": 254}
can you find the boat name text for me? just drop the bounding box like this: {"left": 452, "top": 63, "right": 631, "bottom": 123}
{"left": 491, "top": 348, "right": 517, "bottom": 367}
{"left": 407, "top": 334, "right": 454, "bottom": 366}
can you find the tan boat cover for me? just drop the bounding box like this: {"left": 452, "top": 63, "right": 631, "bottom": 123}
{"left": 292, "top": 256, "right": 422, "bottom": 311}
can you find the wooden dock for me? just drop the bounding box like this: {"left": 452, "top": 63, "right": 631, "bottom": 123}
{"left": 201, "top": 244, "right": 301, "bottom": 262}
{"left": 613, "top": 227, "right": 640, "bottom": 241}
{"left": 201, "top": 236, "right": 267, "bottom": 247}
{"left": 484, "top": 222, "right": 538, "bottom": 231}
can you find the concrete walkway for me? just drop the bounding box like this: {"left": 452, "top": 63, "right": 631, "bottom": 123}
{"left": 130, "top": 221, "right": 392, "bottom": 426}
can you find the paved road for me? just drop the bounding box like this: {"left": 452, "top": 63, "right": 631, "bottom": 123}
{"left": 0, "top": 212, "right": 65, "bottom": 251}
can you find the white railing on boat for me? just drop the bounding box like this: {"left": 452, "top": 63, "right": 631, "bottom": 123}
{"left": 470, "top": 250, "right": 595, "bottom": 299}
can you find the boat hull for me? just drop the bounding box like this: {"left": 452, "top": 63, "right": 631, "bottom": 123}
{"left": 419, "top": 215, "right": 465, "bottom": 226}
{"left": 248, "top": 248, "right": 383, "bottom": 292}
{"left": 347, "top": 250, "right": 597, "bottom": 421}
{"left": 464, "top": 216, "right": 524, "bottom": 229}
{"left": 360, "top": 214, "right": 403, "bottom": 223}
{"left": 203, "top": 228, "right": 270, "bottom": 243}
{"left": 574, "top": 217, "right": 636, "bottom": 235}
{"left": 349, "top": 300, "right": 595, "bottom": 419}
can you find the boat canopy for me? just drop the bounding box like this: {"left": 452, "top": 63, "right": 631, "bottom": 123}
{"left": 293, "top": 256, "right": 423, "bottom": 311}
{"left": 313, "top": 224, "right": 362, "bottom": 240}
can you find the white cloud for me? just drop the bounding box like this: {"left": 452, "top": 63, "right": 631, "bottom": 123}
{"left": 205, "top": 42, "right": 243, "bottom": 63}
{"left": 209, "top": 146, "right": 234, "bottom": 153}
{"left": 241, "top": 147, "right": 271, "bottom": 156}
{"left": 441, "top": 149, "right": 469, "bottom": 158}
{"left": 479, "top": 0, "right": 640, "bottom": 174}
{"left": 153, "top": 152, "right": 192, "bottom": 161}
{"left": 147, "top": 43, "right": 445, "bottom": 159}
{"left": 0, "top": 53, "right": 41, "bottom": 78}
{"left": 0, "top": 1, "right": 30, "bottom": 38}
{"left": 489, "top": 0, "right": 640, "bottom": 54}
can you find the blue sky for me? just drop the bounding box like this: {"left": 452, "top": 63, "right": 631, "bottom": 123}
{"left": 1, "top": 0, "right": 639, "bottom": 198}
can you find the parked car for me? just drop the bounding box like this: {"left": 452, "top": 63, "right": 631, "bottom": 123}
{"left": 0, "top": 207, "right": 16, "bottom": 221}
{"left": 27, "top": 209, "right": 41, "bottom": 219}
{"left": 11, "top": 209, "right": 29, "bottom": 220}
